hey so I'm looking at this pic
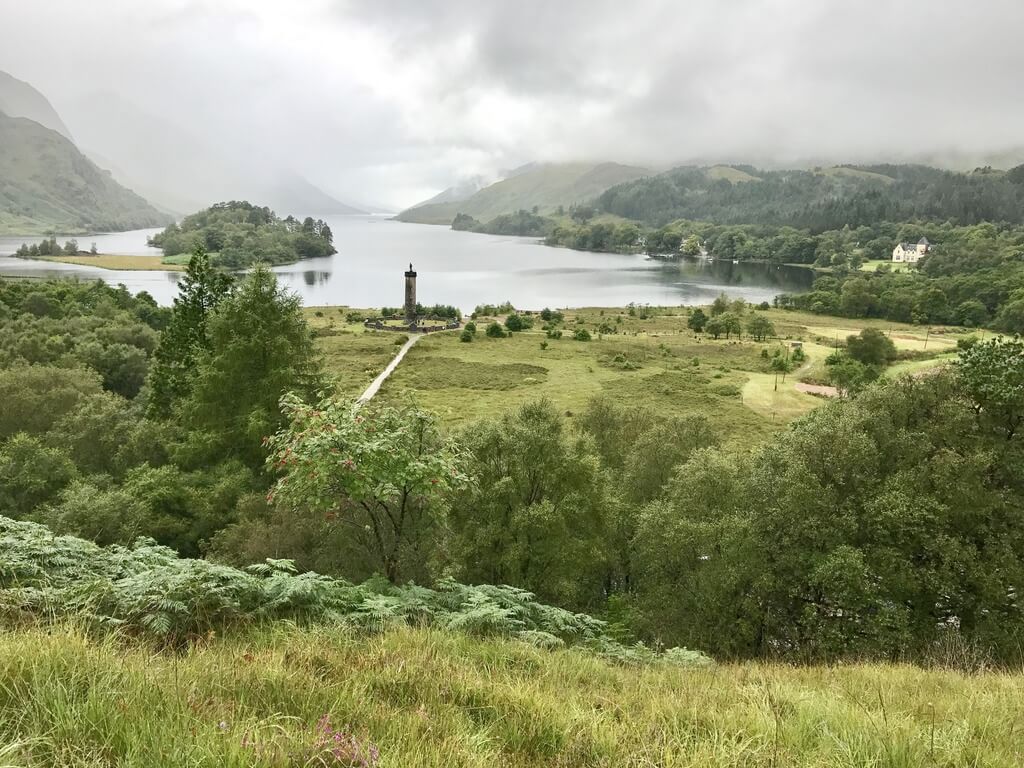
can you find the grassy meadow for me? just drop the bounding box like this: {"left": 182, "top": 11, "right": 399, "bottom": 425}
{"left": 42, "top": 254, "right": 185, "bottom": 271}
{"left": 305, "top": 306, "right": 971, "bottom": 438}
{"left": 1, "top": 625, "right": 1021, "bottom": 768}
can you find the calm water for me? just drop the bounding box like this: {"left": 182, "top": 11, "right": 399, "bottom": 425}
{"left": 0, "top": 216, "right": 812, "bottom": 310}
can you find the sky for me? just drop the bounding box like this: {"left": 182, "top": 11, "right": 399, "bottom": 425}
{"left": 1, "top": 0, "right": 1023, "bottom": 210}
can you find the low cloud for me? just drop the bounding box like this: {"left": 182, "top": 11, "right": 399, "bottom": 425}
{"left": 1, "top": 0, "right": 1021, "bottom": 209}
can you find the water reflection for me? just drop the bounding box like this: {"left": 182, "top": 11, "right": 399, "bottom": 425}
{"left": 0, "top": 216, "right": 815, "bottom": 309}
{"left": 301, "top": 270, "right": 331, "bottom": 287}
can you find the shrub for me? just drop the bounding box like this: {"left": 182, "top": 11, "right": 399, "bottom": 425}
{"left": 459, "top": 329, "right": 473, "bottom": 343}
{"left": 546, "top": 329, "right": 562, "bottom": 340}
{"left": 573, "top": 328, "right": 592, "bottom": 342}
{"left": 485, "top": 322, "right": 506, "bottom": 338}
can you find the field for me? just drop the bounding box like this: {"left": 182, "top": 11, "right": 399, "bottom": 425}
{"left": 307, "top": 306, "right": 969, "bottom": 439}
{"left": 0, "top": 625, "right": 1020, "bottom": 767}
{"left": 859, "top": 259, "right": 915, "bottom": 273}
{"left": 42, "top": 254, "right": 184, "bottom": 271}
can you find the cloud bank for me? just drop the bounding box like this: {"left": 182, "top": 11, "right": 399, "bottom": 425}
{"left": 1, "top": 0, "right": 1020, "bottom": 208}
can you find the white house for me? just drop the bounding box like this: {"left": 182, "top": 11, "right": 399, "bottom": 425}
{"left": 892, "top": 237, "right": 930, "bottom": 263}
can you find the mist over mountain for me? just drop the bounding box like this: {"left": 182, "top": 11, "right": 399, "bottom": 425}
{"left": 65, "top": 92, "right": 365, "bottom": 218}
{"left": 0, "top": 111, "right": 170, "bottom": 234}
{"left": 0, "top": 70, "right": 73, "bottom": 141}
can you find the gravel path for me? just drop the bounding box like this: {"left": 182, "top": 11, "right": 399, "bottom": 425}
{"left": 356, "top": 333, "right": 422, "bottom": 405}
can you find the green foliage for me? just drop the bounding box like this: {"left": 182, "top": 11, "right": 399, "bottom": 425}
{"left": 826, "top": 353, "right": 878, "bottom": 396}
{"left": 0, "top": 366, "right": 103, "bottom": 440}
{"left": 573, "top": 328, "right": 592, "bottom": 341}
{"left": 0, "top": 434, "right": 76, "bottom": 519}
{"left": 632, "top": 371, "right": 1024, "bottom": 662}
{"left": 956, "top": 337, "right": 1024, "bottom": 440}
{"left": 148, "top": 201, "right": 336, "bottom": 268}
{"left": 472, "top": 301, "right": 515, "bottom": 317}
{"left": 459, "top": 328, "right": 473, "bottom": 343}
{"left": 846, "top": 328, "right": 898, "bottom": 366}
{"left": 745, "top": 314, "right": 775, "bottom": 341}
{"left": 266, "top": 397, "right": 466, "bottom": 583}
{"left": 0, "top": 516, "right": 710, "bottom": 665}
{"left": 147, "top": 247, "right": 233, "bottom": 416}
{"left": 446, "top": 400, "right": 613, "bottom": 610}
{"left": 0, "top": 279, "right": 165, "bottom": 398}
{"left": 597, "top": 163, "right": 1024, "bottom": 230}
{"left": 181, "top": 265, "right": 323, "bottom": 468}
{"left": 687, "top": 307, "right": 708, "bottom": 332}
{"left": 485, "top": 322, "right": 507, "bottom": 338}
{"left": 504, "top": 313, "right": 526, "bottom": 332}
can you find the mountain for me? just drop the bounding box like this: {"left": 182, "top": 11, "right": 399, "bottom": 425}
{"left": 396, "top": 162, "right": 650, "bottom": 224}
{"left": 0, "top": 111, "right": 171, "bottom": 235}
{"left": 0, "top": 70, "right": 73, "bottom": 140}
{"left": 66, "top": 92, "right": 364, "bottom": 217}
{"left": 266, "top": 173, "right": 366, "bottom": 217}
{"left": 408, "top": 175, "right": 491, "bottom": 210}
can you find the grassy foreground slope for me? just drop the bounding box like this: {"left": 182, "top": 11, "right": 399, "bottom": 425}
{"left": 1, "top": 626, "right": 1021, "bottom": 767}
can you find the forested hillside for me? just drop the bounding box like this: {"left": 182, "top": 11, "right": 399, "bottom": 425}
{"left": 595, "top": 163, "right": 1024, "bottom": 229}
{"left": 0, "top": 112, "right": 170, "bottom": 235}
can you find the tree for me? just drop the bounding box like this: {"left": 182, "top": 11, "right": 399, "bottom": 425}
{"left": 687, "top": 308, "right": 708, "bottom": 333}
{"left": 182, "top": 265, "right": 322, "bottom": 468}
{"left": 956, "top": 338, "right": 1024, "bottom": 440}
{"left": 0, "top": 366, "right": 103, "bottom": 440}
{"left": 845, "top": 328, "right": 898, "bottom": 367}
{"left": 705, "top": 316, "right": 725, "bottom": 339}
{"left": 505, "top": 313, "right": 525, "bottom": 332}
{"left": 710, "top": 293, "right": 730, "bottom": 316}
{"left": 746, "top": 314, "right": 775, "bottom": 342}
{"left": 446, "top": 399, "right": 612, "bottom": 610}
{"left": 266, "top": 396, "right": 466, "bottom": 582}
{"left": 827, "top": 354, "right": 876, "bottom": 397}
{"left": 0, "top": 433, "right": 76, "bottom": 519}
{"left": 770, "top": 356, "right": 793, "bottom": 391}
{"left": 148, "top": 247, "right": 232, "bottom": 416}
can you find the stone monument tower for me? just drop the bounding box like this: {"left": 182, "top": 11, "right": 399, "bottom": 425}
{"left": 404, "top": 263, "right": 417, "bottom": 321}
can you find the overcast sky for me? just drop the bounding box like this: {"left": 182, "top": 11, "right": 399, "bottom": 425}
{"left": 1, "top": 0, "right": 1022, "bottom": 209}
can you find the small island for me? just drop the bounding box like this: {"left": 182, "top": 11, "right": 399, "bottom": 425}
{"left": 149, "top": 200, "right": 337, "bottom": 269}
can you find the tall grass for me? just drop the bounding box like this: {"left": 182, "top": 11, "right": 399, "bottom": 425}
{"left": 0, "top": 625, "right": 1021, "bottom": 767}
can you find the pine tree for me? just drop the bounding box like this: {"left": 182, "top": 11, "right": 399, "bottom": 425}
{"left": 147, "top": 247, "right": 233, "bottom": 417}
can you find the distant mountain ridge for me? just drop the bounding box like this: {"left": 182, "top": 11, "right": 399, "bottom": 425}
{"left": 396, "top": 162, "right": 650, "bottom": 225}
{"left": 0, "top": 111, "right": 171, "bottom": 235}
{"left": 0, "top": 70, "right": 73, "bottom": 140}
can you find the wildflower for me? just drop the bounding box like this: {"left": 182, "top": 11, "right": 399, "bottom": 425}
{"left": 218, "top": 721, "right": 229, "bottom": 731}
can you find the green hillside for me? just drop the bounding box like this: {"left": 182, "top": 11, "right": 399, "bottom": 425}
{"left": 396, "top": 162, "right": 649, "bottom": 225}
{"left": 0, "top": 112, "right": 170, "bottom": 235}
{"left": 596, "top": 162, "right": 1024, "bottom": 229}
